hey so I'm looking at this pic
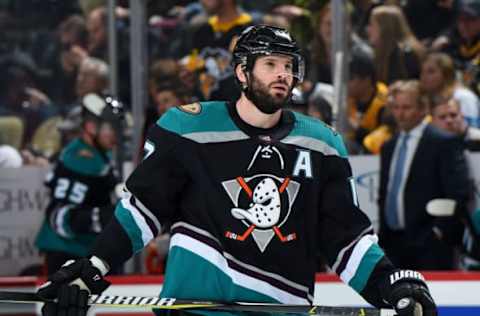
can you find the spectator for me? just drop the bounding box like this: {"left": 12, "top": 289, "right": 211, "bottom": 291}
{"left": 75, "top": 57, "right": 109, "bottom": 101}
{"left": 363, "top": 82, "right": 399, "bottom": 155}
{"left": 307, "top": 94, "right": 333, "bottom": 125}
{"left": 433, "top": 0, "right": 480, "bottom": 96}
{"left": 39, "top": 14, "right": 88, "bottom": 107}
{"left": 362, "top": 105, "right": 397, "bottom": 155}
{"left": 431, "top": 96, "right": 480, "bottom": 138}
{"left": 378, "top": 80, "right": 470, "bottom": 270}
{"left": 24, "top": 56, "right": 110, "bottom": 161}
{"left": 84, "top": 5, "right": 131, "bottom": 103}
{"left": 403, "top": 0, "right": 456, "bottom": 42}
{"left": 307, "top": 3, "right": 372, "bottom": 85}
{"left": 184, "top": 0, "right": 254, "bottom": 101}
{"left": 430, "top": 96, "right": 480, "bottom": 270}
{"left": 35, "top": 93, "right": 123, "bottom": 274}
{"left": 367, "top": 5, "right": 425, "bottom": 84}
{"left": 420, "top": 52, "right": 480, "bottom": 127}
{"left": 347, "top": 52, "right": 388, "bottom": 151}
{"left": 142, "top": 80, "right": 190, "bottom": 150}
{"left": 0, "top": 53, "right": 58, "bottom": 150}
{"left": 350, "top": 0, "right": 378, "bottom": 41}
{"left": 307, "top": 82, "right": 334, "bottom": 124}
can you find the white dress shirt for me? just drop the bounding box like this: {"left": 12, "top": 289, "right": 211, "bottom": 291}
{"left": 387, "top": 121, "right": 428, "bottom": 229}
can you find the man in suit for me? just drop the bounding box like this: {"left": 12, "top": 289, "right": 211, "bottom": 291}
{"left": 378, "top": 80, "right": 470, "bottom": 270}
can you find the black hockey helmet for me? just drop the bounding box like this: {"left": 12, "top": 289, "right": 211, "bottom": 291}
{"left": 232, "top": 25, "right": 305, "bottom": 84}
{"left": 81, "top": 93, "right": 125, "bottom": 127}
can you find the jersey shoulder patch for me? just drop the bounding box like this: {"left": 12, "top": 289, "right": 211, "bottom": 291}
{"left": 60, "top": 139, "right": 110, "bottom": 176}
{"left": 287, "top": 112, "right": 348, "bottom": 158}
{"left": 157, "top": 101, "right": 239, "bottom": 136}
{"left": 177, "top": 102, "right": 202, "bottom": 115}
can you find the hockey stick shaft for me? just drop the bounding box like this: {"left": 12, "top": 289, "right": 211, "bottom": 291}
{"left": 0, "top": 291, "right": 396, "bottom": 316}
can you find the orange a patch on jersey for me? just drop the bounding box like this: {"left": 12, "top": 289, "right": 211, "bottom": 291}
{"left": 178, "top": 102, "right": 202, "bottom": 115}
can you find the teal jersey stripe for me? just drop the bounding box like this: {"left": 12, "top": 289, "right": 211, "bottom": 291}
{"left": 290, "top": 112, "right": 348, "bottom": 157}
{"left": 35, "top": 221, "right": 97, "bottom": 256}
{"left": 114, "top": 203, "right": 144, "bottom": 253}
{"left": 162, "top": 245, "right": 278, "bottom": 303}
{"left": 348, "top": 243, "right": 385, "bottom": 292}
{"left": 158, "top": 101, "right": 240, "bottom": 136}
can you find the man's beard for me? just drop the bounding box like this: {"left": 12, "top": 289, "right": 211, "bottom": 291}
{"left": 245, "top": 74, "right": 292, "bottom": 114}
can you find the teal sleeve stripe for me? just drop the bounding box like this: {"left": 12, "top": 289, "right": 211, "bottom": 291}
{"left": 114, "top": 204, "right": 144, "bottom": 253}
{"left": 348, "top": 244, "right": 385, "bottom": 292}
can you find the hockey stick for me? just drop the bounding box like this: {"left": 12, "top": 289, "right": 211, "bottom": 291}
{"left": 0, "top": 291, "right": 397, "bottom": 316}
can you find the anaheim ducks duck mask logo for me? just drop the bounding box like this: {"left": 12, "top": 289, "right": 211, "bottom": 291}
{"left": 221, "top": 145, "right": 300, "bottom": 252}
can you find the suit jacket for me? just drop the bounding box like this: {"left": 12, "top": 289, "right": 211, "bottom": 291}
{"left": 378, "top": 124, "right": 470, "bottom": 245}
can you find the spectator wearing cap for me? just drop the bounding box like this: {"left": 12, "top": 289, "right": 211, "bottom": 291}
{"left": 433, "top": 0, "right": 480, "bottom": 95}
{"left": 347, "top": 52, "right": 389, "bottom": 153}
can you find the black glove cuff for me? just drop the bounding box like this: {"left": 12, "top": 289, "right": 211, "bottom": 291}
{"left": 80, "top": 261, "right": 110, "bottom": 294}
{"left": 381, "top": 270, "right": 428, "bottom": 305}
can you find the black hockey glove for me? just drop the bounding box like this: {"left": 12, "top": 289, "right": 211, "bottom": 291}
{"left": 381, "top": 270, "right": 437, "bottom": 316}
{"left": 37, "top": 257, "right": 110, "bottom": 316}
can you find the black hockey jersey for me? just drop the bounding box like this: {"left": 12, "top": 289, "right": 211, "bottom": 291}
{"left": 93, "top": 101, "right": 388, "bottom": 305}
{"left": 36, "top": 138, "right": 117, "bottom": 257}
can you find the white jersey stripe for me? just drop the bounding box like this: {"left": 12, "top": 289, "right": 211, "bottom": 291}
{"left": 281, "top": 136, "right": 340, "bottom": 156}
{"left": 124, "top": 190, "right": 162, "bottom": 233}
{"left": 170, "top": 233, "right": 309, "bottom": 304}
{"left": 56, "top": 206, "right": 72, "bottom": 238}
{"left": 332, "top": 226, "right": 375, "bottom": 272}
{"left": 171, "top": 221, "right": 311, "bottom": 299}
{"left": 171, "top": 221, "right": 221, "bottom": 244}
{"left": 224, "top": 253, "right": 311, "bottom": 297}
{"left": 339, "top": 234, "right": 378, "bottom": 284}
{"left": 121, "top": 197, "right": 154, "bottom": 247}
{"left": 183, "top": 131, "right": 249, "bottom": 143}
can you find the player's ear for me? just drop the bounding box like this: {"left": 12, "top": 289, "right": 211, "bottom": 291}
{"left": 235, "top": 64, "right": 247, "bottom": 85}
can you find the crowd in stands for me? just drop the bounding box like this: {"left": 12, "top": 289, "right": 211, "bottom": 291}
{"left": 1, "top": 0, "right": 480, "bottom": 273}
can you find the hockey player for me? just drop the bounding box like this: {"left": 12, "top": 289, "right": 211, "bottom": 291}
{"left": 37, "top": 25, "right": 437, "bottom": 316}
{"left": 35, "top": 93, "right": 123, "bottom": 274}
